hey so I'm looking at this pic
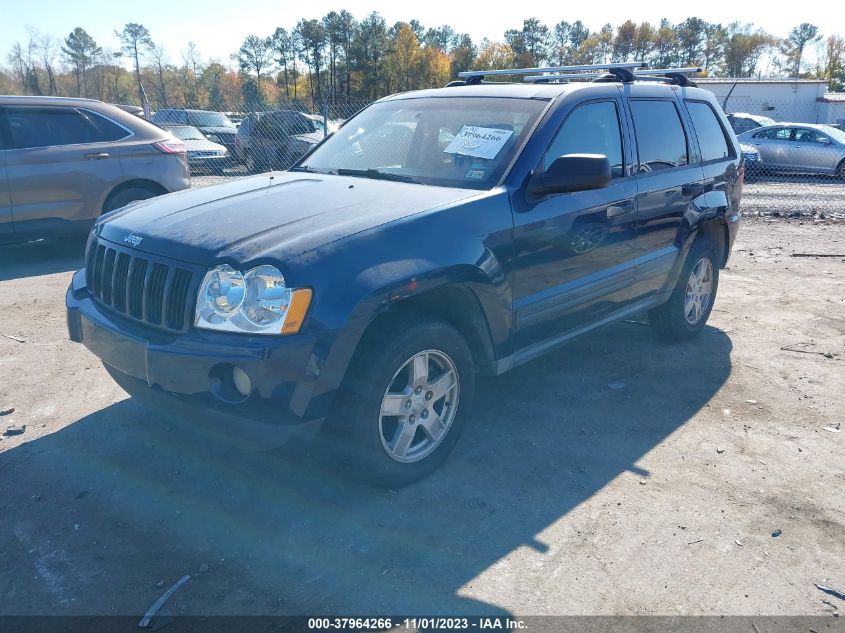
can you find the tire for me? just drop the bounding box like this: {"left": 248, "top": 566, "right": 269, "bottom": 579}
{"left": 103, "top": 187, "right": 157, "bottom": 214}
{"left": 837, "top": 159, "right": 845, "bottom": 180}
{"left": 330, "top": 314, "right": 475, "bottom": 487}
{"left": 649, "top": 237, "right": 720, "bottom": 341}
{"left": 244, "top": 150, "right": 260, "bottom": 174}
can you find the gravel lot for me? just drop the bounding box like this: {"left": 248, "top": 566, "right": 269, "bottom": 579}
{"left": 0, "top": 218, "right": 843, "bottom": 618}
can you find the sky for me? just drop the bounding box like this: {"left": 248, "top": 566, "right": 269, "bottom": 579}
{"left": 2, "top": 0, "right": 843, "bottom": 69}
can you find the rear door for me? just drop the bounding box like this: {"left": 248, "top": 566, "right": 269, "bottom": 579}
{"left": 626, "top": 93, "right": 703, "bottom": 298}
{"left": 4, "top": 106, "right": 126, "bottom": 237}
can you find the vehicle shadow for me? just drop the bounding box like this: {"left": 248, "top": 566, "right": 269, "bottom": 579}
{"left": 0, "top": 237, "right": 86, "bottom": 282}
{"left": 0, "top": 322, "right": 733, "bottom": 616}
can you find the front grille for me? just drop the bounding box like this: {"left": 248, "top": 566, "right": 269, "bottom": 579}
{"left": 86, "top": 239, "right": 196, "bottom": 332}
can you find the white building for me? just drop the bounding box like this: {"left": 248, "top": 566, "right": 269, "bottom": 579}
{"left": 695, "top": 78, "right": 840, "bottom": 124}
{"left": 816, "top": 93, "right": 845, "bottom": 128}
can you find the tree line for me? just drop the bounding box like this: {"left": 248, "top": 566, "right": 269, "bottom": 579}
{"left": 3, "top": 14, "right": 844, "bottom": 113}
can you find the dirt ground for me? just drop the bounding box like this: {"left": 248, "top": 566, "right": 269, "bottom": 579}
{"left": 0, "top": 218, "right": 843, "bottom": 618}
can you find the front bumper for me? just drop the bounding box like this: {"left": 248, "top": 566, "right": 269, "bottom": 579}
{"left": 188, "top": 155, "right": 229, "bottom": 173}
{"left": 66, "top": 270, "right": 326, "bottom": 449}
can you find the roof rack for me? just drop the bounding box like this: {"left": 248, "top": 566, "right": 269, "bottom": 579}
{"left": 453, "top": 63, "right": 702, "bottom": 87}
{"left": 458, "top": 63, "right": 640, "bottom": 84}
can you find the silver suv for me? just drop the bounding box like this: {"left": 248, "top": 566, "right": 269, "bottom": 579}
{"left": 0, "top": 96, "right": 190, "bottom": 244}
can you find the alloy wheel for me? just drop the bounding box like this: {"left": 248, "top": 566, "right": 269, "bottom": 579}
{"left": 684, "top": 257, "right": 714, "bottom": 325}
{"left": 378, "top": 349, "right": 460, "bottom": 463}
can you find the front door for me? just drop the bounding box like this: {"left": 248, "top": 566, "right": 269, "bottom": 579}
{"left": 748, "top": 127, "right": 792, "bottom": 169}
{"left": 512, "top": 98, "right": 638, "bottom": 348}
{"left": 3, "top": 106, "right": 125, "bottom": 238}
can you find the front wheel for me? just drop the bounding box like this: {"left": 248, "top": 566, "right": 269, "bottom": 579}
{"left": 649, "top": 237, "right": 720, "bottom": 340}
{"left": 331, "top": 315, "right": 475, "bottom": 487}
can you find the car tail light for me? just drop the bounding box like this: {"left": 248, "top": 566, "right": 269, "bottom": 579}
{"left": 153, "top": 139, "right": 187, "bottom": 154}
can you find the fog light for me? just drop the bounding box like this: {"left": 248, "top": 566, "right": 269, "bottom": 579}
{"left": 232, "top": 366, "right": 252, "bottom": 396}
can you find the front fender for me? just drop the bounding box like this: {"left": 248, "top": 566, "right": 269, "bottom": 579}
{"left": 285, "top": 189, "right": 515, "bottom": 422}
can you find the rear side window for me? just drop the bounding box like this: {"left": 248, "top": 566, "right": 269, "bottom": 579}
{"left": 543, "top": 100, "right": 625, "bottom": 178}
{"left": 80, "top": 110, "right": 131, "bottom": 142}
{"left": 4, "top": 107, "right": 120, "bottom": 149}
{"left": 685, "top": 101, "right": 732, "bottom": 162}
{"left": 629, "top": 99, "right": 688, "bottom": 172}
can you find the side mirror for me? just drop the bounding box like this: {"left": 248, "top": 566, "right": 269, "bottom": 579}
{"left": 818, "top": 138, "right": 832, "bottom": 145}
{"left": 530, "top": 154, "right": 612, "bottom": 196}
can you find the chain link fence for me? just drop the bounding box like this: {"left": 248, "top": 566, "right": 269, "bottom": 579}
{"left": 184, "top": 98, "right": 370, "bottom": 184}
{"left": 726, "top": 99, "right": 845, "bottom": 220}
{"left": 189, "top": 96, "right": 845, "bottom": 220}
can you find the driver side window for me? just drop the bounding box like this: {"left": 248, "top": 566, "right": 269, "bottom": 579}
{"left": 543, "top": 101, "right": 624, "bottom": 178}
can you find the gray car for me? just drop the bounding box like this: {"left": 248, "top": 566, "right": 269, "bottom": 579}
{"left": 1, "top": 95, "right": 190, "bottom": 244}
{"left": 161, "top": 125, "right": 228, "bottom": 175}
{"left": 737, "top": 123, "right": 845, "bottom": 178}
{"left": 151, "top": 109, "right": 238, "bottom": 163}
{"left": 243, "top": 110, "right": 325, "bottom": 173}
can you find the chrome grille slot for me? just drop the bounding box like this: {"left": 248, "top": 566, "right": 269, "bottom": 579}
{"left": 85, "top": 238, "right": 196, "bottom": 332}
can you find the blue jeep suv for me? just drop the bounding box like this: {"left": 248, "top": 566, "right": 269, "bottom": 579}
{"left": 67, "top": 64, "right": 742, "bottom": 486}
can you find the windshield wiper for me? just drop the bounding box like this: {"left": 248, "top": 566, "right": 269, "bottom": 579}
{"left": 289, "top": 165, "right": 326, "bottom": 174}
{"left": 333, "top": 168, "right": 424, "bottom": 184}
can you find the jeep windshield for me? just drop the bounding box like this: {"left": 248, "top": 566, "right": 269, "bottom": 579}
{"left": 298, "top": 96, "right": 548, "bottom": 189}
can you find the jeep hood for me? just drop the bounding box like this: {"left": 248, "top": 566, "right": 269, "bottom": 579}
{"left": 97, "top": 172, "right": 479, "bottom": 265}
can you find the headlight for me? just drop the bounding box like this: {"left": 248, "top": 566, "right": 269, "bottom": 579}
{"left": 194, "top": 264, "right": 312, "bottom": 335}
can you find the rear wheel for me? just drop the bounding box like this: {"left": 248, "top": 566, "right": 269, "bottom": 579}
{"left": 331, "top": 315, "right": 475, "bottom": 487}
{"left": 836, "top": 159, "right": 845, "bottom": 180}
{"left": 244, "top": 150, "right": 261, "bottom": 174}
{"left": 649, "top": 237, "right": 719, "bottom": 341}
{"left": 103, "top": 187, "right": 157, "bottom": 214}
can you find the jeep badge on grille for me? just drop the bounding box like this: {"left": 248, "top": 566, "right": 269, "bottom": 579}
{"left": 124, "top": 233, "right": 143, "bottom": 247}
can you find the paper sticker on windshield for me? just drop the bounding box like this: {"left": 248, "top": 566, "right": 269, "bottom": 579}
{"left": 443, "top": 126, "right": 514, "bottom": 160}
{"left": 466, "top": 169, "right": 485, "bottom": 180}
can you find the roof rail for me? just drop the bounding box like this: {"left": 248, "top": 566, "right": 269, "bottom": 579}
{"left": 452, "top": 63, "right": 702, "bottom": 87}
{"left": 457, "top": 62, "right": 640, "bottom": 84}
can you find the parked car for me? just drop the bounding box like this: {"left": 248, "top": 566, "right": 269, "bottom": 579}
{"left": 304, "top": 112, "right": 340, "bottom": 135}
{"left": 150, "top": 109, "right": 238, "bottom": 162}
{"left": 241, "top": 110, "right": 324, "bottom": 173}
{"left": 67, "top": 65, "right": 741, "bottom": 486}
{"left": 232, "top": 112, "right": 261, "bottom": 163}
{"left": 161, "top": 125, "right": 228, "bottom": 175}
{"left": 726, "top": 112, "right": 775, "bottom": 135}
{"left": 739, "top": 143, "right": 763, "bottom": 178}
{"left": 737, "top": 123, "right": 845, "bottom": 178}
{"left": 0, "top": 95, "right": 189, "bottom": 244}
{"left": 235, "top": 111, "right": 335, "bottom": 165}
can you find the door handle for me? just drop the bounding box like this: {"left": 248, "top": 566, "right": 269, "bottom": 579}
{"left": 606, "top": 200, "right": 635, "bottom": 218}
{"left": 83, "top": 152, "right": 110, "bottom": 160}
{"left": 682, "top": 182, "right": 704, "bottom": 197}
